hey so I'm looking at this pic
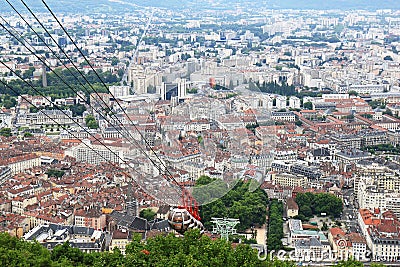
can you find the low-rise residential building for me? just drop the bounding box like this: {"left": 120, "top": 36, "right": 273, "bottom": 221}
{"left": 358, "top": 209, "right": 400, "bottom": 262}
{"left": 23, "top": 224, "right": 106, "bottom": 253}
{"left": 109, "top": 229, "right": 132, "bottom": 255}
{"left": 0, "top": 153, "right": 41, "bottom": 175}
{"left": 388, "top": 130, "right": 400, "bottom": 147}
{"left": 285, "top": 197, "right": 299, "bottom": 218}
{"left": 328, "top": 228, "right": 368, "bottom": 261}
{"left": 294, "top": 237, "right": 324, "bottom": 262}
{"left": 272, "top": 172, "right": 308, "bottom": 188}
{"left": 289, "top": 96, "right": 301, "bottom": 109}
{"left": 74, "top": 208, "right": 107, "bottom": 230}
{"left": 11, "top": 195, "right": 37, "bottom": 215}
{"left": 271, "top": 111, "right": 296, "bottom": 122}
{"left": 0, "top": 166, "right": 11, "bottom": 184}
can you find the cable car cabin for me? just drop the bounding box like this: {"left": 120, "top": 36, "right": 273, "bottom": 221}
{"left": 168, "top": 208, "right": 204, "bottom": 234}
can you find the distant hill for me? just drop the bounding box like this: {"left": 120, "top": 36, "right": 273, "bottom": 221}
{"left": 0, "top": 0, "right": 397, "bottom": 14}
{"left": 266, "top": 0, "right": 398, "bottom": 10}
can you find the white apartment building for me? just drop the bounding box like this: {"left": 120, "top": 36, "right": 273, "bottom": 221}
{"left": 289, "top": 96, "right": 301, "bottom": 109}
{"left": 184, "top": 119, "right": 211, "bottom": 132}
{"left": 0, "top": 111, "right": 12, "bottom": 128}
{"left": 0, "top": 154, "right": 41, "bottom": 175}
{"left": 109, "top": 85, "right": 130, "bottom": 98}
{"left": 322, "top": 94, "right": 350, "bottom": 101}
{"left": 348, "top": 84, "right": 385, "bottom": 94}
{"left": 65, "top": 140, "right": 126, "bottom": 165}
{"left": 17, "top": 110, "right": 75, "bottom": 126}
{"left": 356, "top": 166, "right": 400, "bottom": 217}
{"left": 271, "top": 111, "right": 296, "bottom": 122}
{"left": 275, "top": 96, "right": 287, "bottom": 109}
{"left": 11, "top": 196, "right": 38, "bottom": 215}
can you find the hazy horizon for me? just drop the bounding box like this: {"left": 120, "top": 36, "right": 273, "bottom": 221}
{"left": 0, "top": 0, "right": 398, "bottom": 14}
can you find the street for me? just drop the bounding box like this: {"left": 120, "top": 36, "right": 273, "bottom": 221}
{"left": 341, "top": 188, "right": 360, "bottom": 233}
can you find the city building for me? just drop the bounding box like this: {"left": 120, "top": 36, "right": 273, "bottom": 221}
{"left": 23, "top": 224, "right": 106, "bottom": 252}
{"left": 272, "top": 172, "right": 308, "bottom": 188}
{"left": 109, "top": 229, "right": 132, "bottom": 255}
{"left": 358, "top": 209, "right": 400, "bottom": 262}
{"left": 285, "top": 197, "right": 299, "bottom": 218}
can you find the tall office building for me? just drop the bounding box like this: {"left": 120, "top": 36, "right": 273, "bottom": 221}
{"left": 177, "top": 78, "right": 188, "bottom": 99}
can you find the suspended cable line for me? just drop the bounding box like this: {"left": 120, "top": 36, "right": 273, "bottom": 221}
{"left": 40, "top": 0, "right": 175, "bottom": 182}
{"left": 0, "top": 61, "right": 183, "bottom": 201}
{"left": 3, "top": 0, "right": 172, "bottom": 183}
{"left": 0, "top": 12, "right": 157, "bottom": 174}
{"left": 2, "top": 0, "right": 204, "bottom": 232}
{"left": 4, "top": 0, "right": 142, "bottom": 147}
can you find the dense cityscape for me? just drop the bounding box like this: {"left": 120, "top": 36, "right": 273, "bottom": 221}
{"left": 0, "top": 0, "right": 400, "bottom": 266}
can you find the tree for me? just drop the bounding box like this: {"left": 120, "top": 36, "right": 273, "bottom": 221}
{"left": 23, "top": 132, "right": 33, "bottom": 138}
{"left": 69, "top": 104, "right": 86, "bottom": 117}
{"left": 383, "top": 108, "right": 393, "bottom": 116}
{"left": 334, "top": 259, "right": 363, "bottom": 267}
{"left": 303, "top": 101, "right": 313, "bottom": 110}
{"left": 187, "top": 88, "right": 198, "bottom": 94}
{"left": 85, "top": 115, "right": 99, "bottom": 129}
{"left": 0, "top": 231, "right": 368, "bottom": 266}
{"left": 267, "top": 200, "right": 284, "bottom": 251}
{"left": 111, "top": 57, "right": 120, "bottom": 66}
{"left": 139, "top": 208, "right": 156, "bottom": 221}
{"left": 295, "top": 192, "right": 343, "bottom": 220}
{"left": 193, "top": 177, "right": 268, "bottom": 232}
{"left": 22, "top": 66, "right": 35, "bottom": 79}
{"left": 383, "top": 55, "right": 393, "bottom": 61}
{"left": 0, "top": 128, "right": 11, "bottom": 137}
{"left": 2, "top": 96, "right": 17, "bottom": 109}
{"left": 30, "top": 106, "right": 40, "bottom": 113}
{"left": 348, "top": 90, "right": 358, "bottom": 96}
{"left": 322, "top": 222, "right": 328, "bottom": 231}
{"left": 368, "top": 100, "right": 385, "bottom": 109}
{"left": 46, "top": 169, "right": 65, "bottom": 178}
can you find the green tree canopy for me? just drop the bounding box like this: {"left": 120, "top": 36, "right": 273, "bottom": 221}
{"left": 0, "top": 230, "right": 372, "bottom": 267}
{"left": 295, "top": 192, "right": 343, "bottom": 220}
{"left": 70, "top": 104, "right": 87, "bottom": 117}
{"left": 303, "top": 101, "right": 313, "bottom": 110}
{"left": 139, "top": 208, "right": 157, "bottom": 221}
{"left": 85, "top": 115, "right": 99, "bottom": 129}
{"left": 0, "top": 128, "right": 12, "bottom": 137}
{"left": 46, "top": 169, "right": 65, "bottom": 178}
{"left": 193, "top": 176, "right": 268, "bottom": 231}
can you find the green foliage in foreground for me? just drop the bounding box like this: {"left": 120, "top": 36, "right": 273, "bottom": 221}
{"left": 0, "top": 231, "right": 380, "bottom": 267}
{"left": 0, "top": 230, "right": 293, "bottom": 267}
